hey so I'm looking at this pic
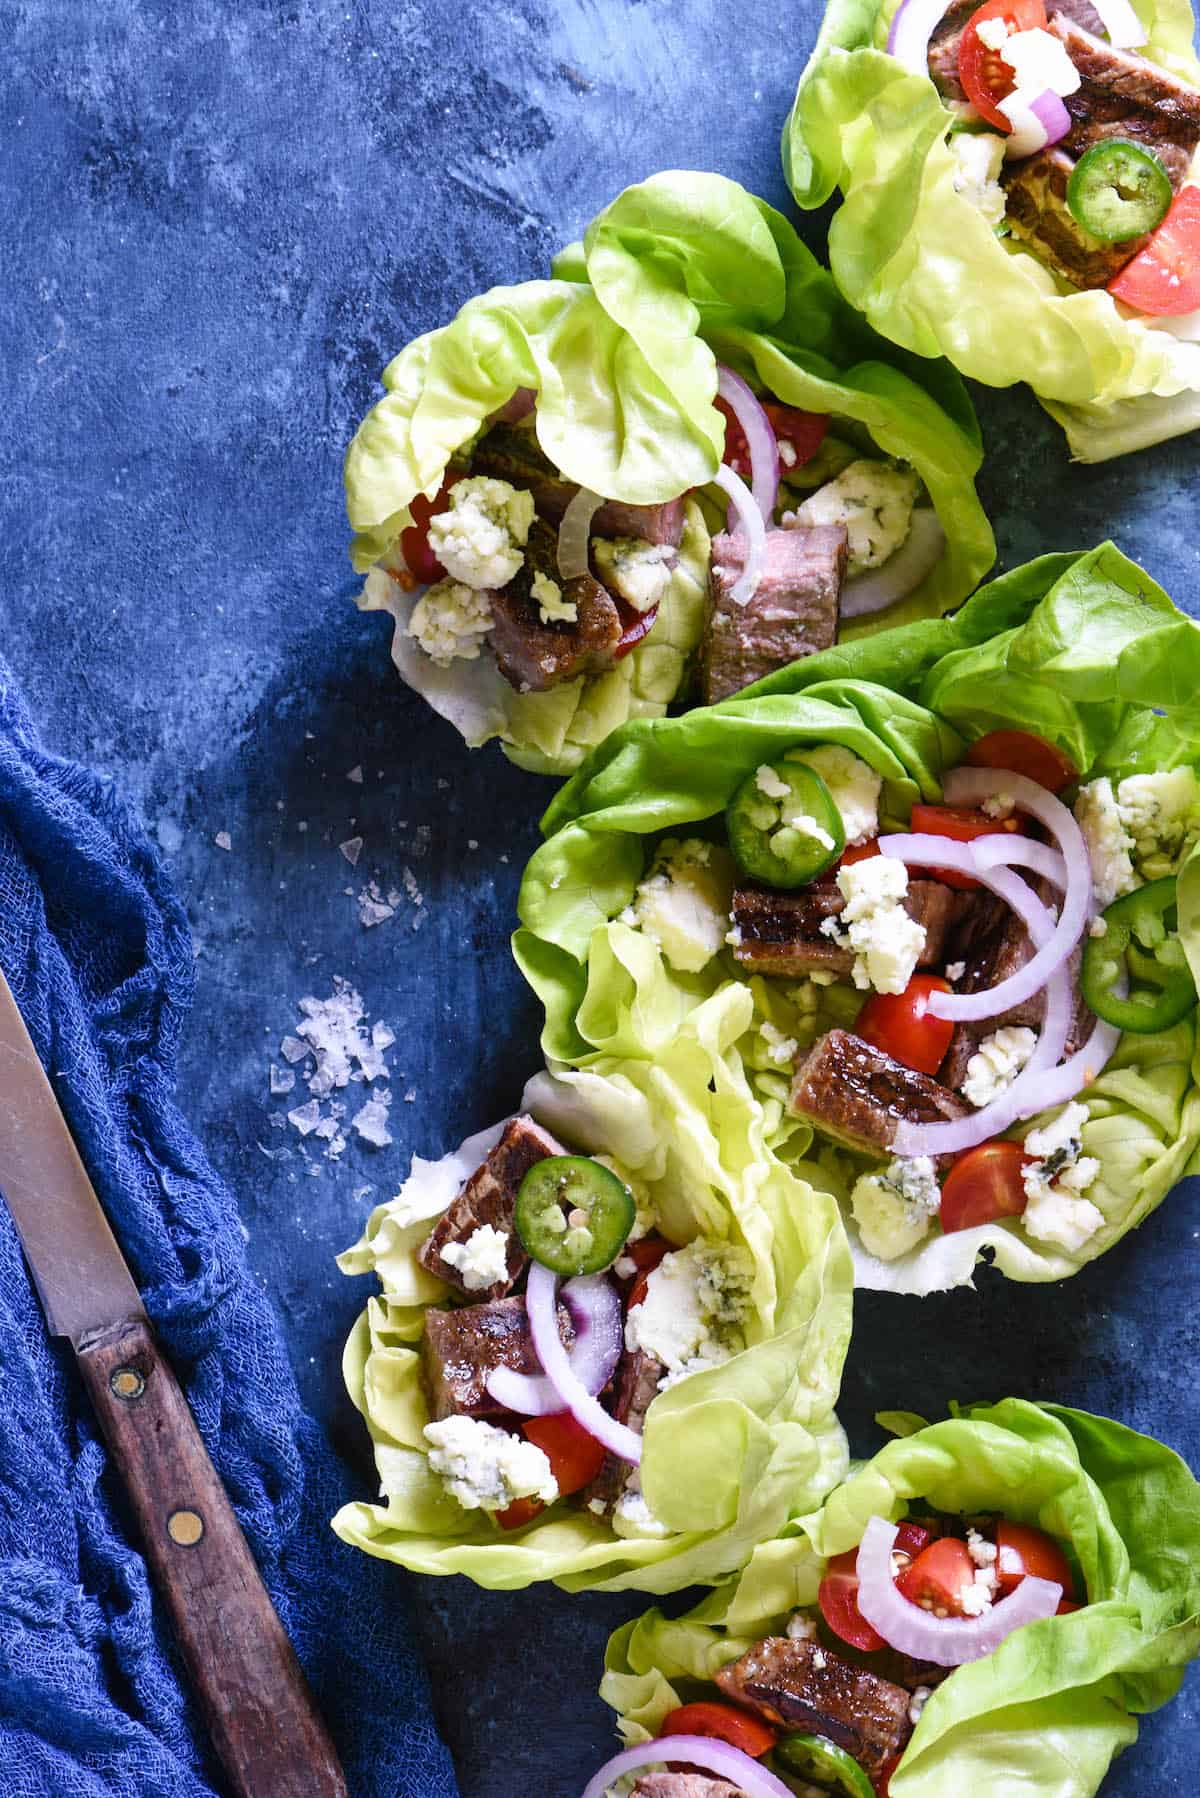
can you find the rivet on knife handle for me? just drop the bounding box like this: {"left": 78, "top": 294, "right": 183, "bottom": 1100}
{"left": 78, "top": 1317, "right": 348, "bottom": 1798}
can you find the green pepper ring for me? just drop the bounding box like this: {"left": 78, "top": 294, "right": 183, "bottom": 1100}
{"left": 513, "top": 1155, "right": 636, "bottom": 1277}
{"left": 774, "top": 1730, "right": 877, "bottom": 1797}
{"left": 1066, "top": 139, "right": 1173, "bottom": 245}
{"left": 726, "top": 758, "right": 845, "bottom": 889}
{"left": 1080, "top": 875, "right": 1198, "bottom": 1033}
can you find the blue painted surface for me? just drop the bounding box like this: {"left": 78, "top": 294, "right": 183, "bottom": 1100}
{"left": 2, "top": 1, "right": 1198, "bottom": 1793}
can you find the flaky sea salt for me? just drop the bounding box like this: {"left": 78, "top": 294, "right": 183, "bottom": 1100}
{"left": 287, "top": 1099, "right": 322, "bottom": 1137}
{"left": 214, "top": 831, "right": 232, "bottom": 852}
{"left": 352, "top": 1090, "right": 393, "bottom": 1148}
{"left": 269, "top": 1064, "right": 295, "bottom": 1096}
{"left": 339, "top": 837, "right": 364, "bottom": 867}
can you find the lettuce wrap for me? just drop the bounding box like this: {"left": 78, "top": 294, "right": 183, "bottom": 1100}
{"left": 330, "top": 1021, "right": 853, "bottom": 1592}
{"left": 347, "top": 171, "right": 994, "bottom": 774}
{"left": 599, "top": 1400, "right": 1200, "bottom": 1797}
{"left": 782, "top": 0, "right": 1200, "bottom": 461}
{"left": 514, "top": 543, "right": 1200, "bottom": 1294}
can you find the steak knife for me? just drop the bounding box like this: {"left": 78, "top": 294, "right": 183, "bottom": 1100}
{"left": 0, "top": 968, "right": 347, "bottom": 1798}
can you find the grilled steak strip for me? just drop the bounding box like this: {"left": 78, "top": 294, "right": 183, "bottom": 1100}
{"left": 421, "top": 1295, "right": 574, "bottom": 1421}
{"left": 579, "top": 1347, "right": 664, "bottom": 1514}
{"left": 701, "top": 525, "right": 846, "bottom": 705}
{"left": 488, "top": 516, "right": 622, "bottom": 691}
{"left": 790, "top": 1029, "right": 968, "bottom": 1156}
{"left": 471, "top": 423, "right": 685, "bottom": 546}
{"left": 731, "top": 878, "right": 956, "bottom": 979}
{"left": 417, "top": 1114, "right": 563, "bottom": 1300}
{"left": 1049, "top": 12, "right": 1200, "bottom": 185}
{"left": 632, "top": 1779, "right": 748, "bottom": 1798}
{"left": 927, "top": 0, "right": 1106, "bottom": 100}
{"left": 715, "top": 1636, "right": 913, "bottom": 1779}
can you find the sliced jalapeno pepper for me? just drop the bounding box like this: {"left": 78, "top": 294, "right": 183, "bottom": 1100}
{"left": 726, "top": 759, "right": 844, "bottom": 889}
{"left": 1080, "top": 876, "right": 1197, "bottom": 1033}
{"left": 774, "top": 1731, "right": 876, "bottom": 1798}
{"left": 1066, "top": 140, "right": 1173, "bottom": 244}
{"left": 513, "top": 1156, "right": 635, "bottom": 1276}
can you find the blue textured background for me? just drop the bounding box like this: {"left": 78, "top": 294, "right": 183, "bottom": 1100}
{"left": 3, "top": 1, "right": 1198, "bottom": 1792}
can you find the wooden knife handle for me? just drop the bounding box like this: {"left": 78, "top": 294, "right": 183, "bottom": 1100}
{"left": 77, "top": 1316, "right": 348, "bottom": 1798}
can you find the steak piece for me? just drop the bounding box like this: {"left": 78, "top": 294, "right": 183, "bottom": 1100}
{"left": 1004, "top": 147, "right": 1146, "bottom": 288}
{"left": 715, "top": 1637, "right": 913, "bottom": 1780}
{"left": 632, "top": 1779, "right": 747, "bottom": 1798}
{"left": 421, "top": 1296, "right": 574, "bottom": 1421}
{"left": 790, "top": 1029, "right": 968, "bottom": 1155}
{"left": 471, "top": 423, "right": 685, "bottom": 545}
{"left": 579, "top": 1348, "right": 664, "bottom": 1514}
{"left": 489, "top": 517, "right": 622, "bottom": 691}
{"left": 418, "top": 1115, "right": 562, "bottom": 1300}
{"left": 700, "top": 525, "right": 846, "bottom": 704}
{"left": 1049, "top": 13, "right": 1200, "bottom": 186}
{"left": 927, "top": 0, "right": 1105, "bottom": 100}
{"left": 730, "top": 879, "right": 956, "bottom": 979}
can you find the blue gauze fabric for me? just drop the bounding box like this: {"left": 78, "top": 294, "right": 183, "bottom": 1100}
{"left": 0, "top": 660, "right": 459, "bottom": 1796}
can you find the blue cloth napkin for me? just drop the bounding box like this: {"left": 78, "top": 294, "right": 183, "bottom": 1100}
{"left": 0, "top": 662, "right": 459, "bottom": 1796}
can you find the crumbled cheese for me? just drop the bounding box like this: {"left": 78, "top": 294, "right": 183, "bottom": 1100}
{"left": 909, "top": 1686, "right": 933, "bottom": 1726}
{"left": 961, "top": 1025, "right": 1037, "bottom": 1108}
{"left": 423, "top": 1416, "right": 558, "bottom": 1511}
{"left": 1115, "top": 766, "right": 1200, "bottom": 882}
{"left": 981, "top": 791, "right": 1015, "bottom": 819}
{"left": 438, "top": 1224, "right": 511, "bottom": 1291}
{"left": 950, "top": 130, "right": 1008, "bottom": 229}
{"left": 591, "top": 537, "right": 674, "bottom": 612}
{"left": 742, "top": 763, "right": 838, "bottom": 862}
{"left": 789, "top": 459, "right": 921, "bottom": 576}
{"left": 406, "top": 577, "right": 494, "bottom": 665}
{"left": 824, "top": 856, "right": 925, "bottom": 994}
{"left": 1022, "top": 1101, "right": 1104, "bottom": 1252}
{"left": 620, "top": 838, "right": 733, "bottom": 973}
{"left": 790, "top": 745, "right": 881, "bottom": 845}
{"left": 625, "top": 1238, "right": 753, "bottom": 1383}
{"left": 531, "top": 570, "right": 577, "bottom": 626}
{"left": 761, "top": 1020, "right": 799, "bottom": 1066}
{"left": 967, "top": 1528, "right": 998, "bottom": 1568}
{"left": 1000, "top": 27, "right": 1082, "bottom": 96}
{"left": 425, "top": 476, "right": 534, "bottom": 589}
{"left": 975, "top": 15, "right": 1009, "bottom": 47}
{"left": 778, "top": 439, "right": 798, "bottom": 469}
{"left": 755, "top": 763, "right": 792, "bottom": 800}
{"left": 787, "top": 1612, "right": 818, "bottom": 1641}
{"left": 998, "top": 1544, "right": 1023, "bottom": 1578}
{"left": 960, "top": 1563, "right": 998, "bottom": 1617}
{"left": 945, "top": 960, "right": 966, "bottom": 981}
{"left": 611, "top": 1490, "right": 672, "bottom": 1539}
{"left": 1074, "top": 779, "right": 1138, "bottom": 909}
{"left": 850, "top": 1156, "right": 940, "bottom": 1260}
{"left": 1089, "top": 916, "right": 1108, "bottom": 939}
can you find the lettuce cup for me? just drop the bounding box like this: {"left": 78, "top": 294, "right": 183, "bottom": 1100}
{"left": 346, "top": 171, "right": 994, "bottom": 774}
{"left": 330, "top": 1012, "right": 852, "bottom": 1591}
{"left": 590, "top": 1400, "right": 1200, "bottom": 1797}
{"left": 515, "top": 543, "right": 1200, "bottom": 1295}
{"left": 783, "top": 0, "right": 1200, "bottom": 460}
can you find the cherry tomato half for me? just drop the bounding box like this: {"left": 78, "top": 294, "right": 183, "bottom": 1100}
{"left": 661, "top": 1701, "right": 778, "bottom": 1758}
{"left": 625, "top": 1237, "right": 670, "bottom": 1312}
{"left": 496, "top": 1495, "right": 545, "bottom": 1531}
{"left": 940, "top": 1140, "right": 1031, "bottom": 1234}
{"left": 521, "top": 1412, "right": 607, "bottom": 1497}
{"left": 964, "top": 730, "right": 1077, "bottom": 794}
{"left": 876, "top": 1752, "right": 904, "bottom": 1797}
{"left": 909, "top": 802, "right": 1021, "bottom": 891}
{"left": 857, "top": 975, "right": 955, "bottom": 1077}
{"left": 819, "top": 1548, "right": 887, "bottom": 1653}
{"left": 400, "top": 477, "right": 458, "bottom": 584}
{"left": 897, "top": 1537, "right": 975, "bottom": 1616}
{"left": 838, "top": 838, "right": 882, "bottom": 870}
{"left": 763, "top": 401, "right": 829, "bottom": 470}
{"left": 1109, "top": 185, "right": 1200, "bottom": 317}
{"left": 613, "top": 599, "right": 660, "bottom": 660}
{"left": 995, "top": 1521, "right": 1075, "bottom": 1599}
{"left": 957, "top": 0, "right": 1048, "bottom": 130}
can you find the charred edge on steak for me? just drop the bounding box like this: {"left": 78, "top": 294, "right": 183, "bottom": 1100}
{"left": 790, "top": 1028, "right": 968, "bottom": 1157}
{"left": 420, "top": 1295, "right": 574, "bottom": 1421}
{"left": 730, "top": 878, "right": 956, "bottom": 979}
{"left": 715, "top": 1636, "right": 913, "bottom": 1780}
{"left": 578, "top": 1347, "right": 664, "bottom": 1514}
{"left": 488, "top": 516, "right": 622, "bottom": 692}
{"left": 700, "top": 525, "right": 846, "bottom": 705}
{"left": 417, "top": 1114, "right": 563, "bottom": 1300}
{"left": 1003, "top": 147, "right": 1149, "bottom": 288}
{"left": 1049, "top": 12, "right": 1200, "bottom": 184}
{"left": 471, "top": 423, "right": 685, "bottom": 546}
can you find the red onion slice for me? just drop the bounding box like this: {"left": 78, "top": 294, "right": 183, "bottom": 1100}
{"left": 1000, "top": 87, "right": 1071, "bottom": 158}
{"left": 485, "top": 1274, "right": 622, "bottom": 1415}
{"left": 717, "top": 364, "right": 779, "bottom": 522}
{"left": 1090, "top": 0, "right": 1147, "bottom": 46}
{"left": 490, "top": 386, "right": 537, "bottom": 425}
{"left": 972, "top": 833, "right": 1067, "bottom": 890}
{"left": 527, "top": 1262, "right": 642, "bottom": 1464}
{"left": 582, "top": 1736, "right": 795, "bottom": 1798}
{"left": 887, "top": 0, "right": 956, "bottom": 72}
{"left": 1021, "top": 1012, "right": 1122, "bottom": 1113}
{"left": 855, "top": 1517, "right": 1062, "bottom": 1666}
{"left": 558, "top": 486, "right": 603, "bottom": 581}
{"left": 840, "top": 509, "right": 946, "bottom": 618}
{"left": 714, "top": 464, "right": 767, "bottom": 607}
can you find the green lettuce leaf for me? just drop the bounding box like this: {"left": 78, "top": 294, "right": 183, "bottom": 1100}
{"left": 782, "top": 0, "right": 1200, "bottom": 460}
{"left": 515, "top": 545, "right": 1200, "bottom": 1293}
{"left": 600, "top": 1401, "right": 1200, "bottom": 1798}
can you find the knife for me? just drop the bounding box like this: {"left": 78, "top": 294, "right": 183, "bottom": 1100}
{"left": 0, "top": 968, "right": 347, "bottom": 1798}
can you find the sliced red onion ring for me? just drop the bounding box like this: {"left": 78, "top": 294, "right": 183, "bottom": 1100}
{"left": 558, "top": 486, "right": 603, "bottom": 581}
{"left": 886, "top": 0, "right": 955, "bottom": 72}
{"left": 485, "top": 1274, "right": 622, "bottom": 1415}
{"left": 527, "top": 1262, "right": 642, "bottom": 1464}
{"left": 1090, "top": 0, "right": 1147, "bottom": 47}
{"left": 840, "top": 510, "right": 946, "bottom": 618}
{"left": 582, "top": 1736, "right": 794, "bottom": 1798}
{"left": 717, "top": 364, "right": 780, "bottom": 523}
{"left": 491, "top": 386, "right": 537, "bottom": 425}
{"left": 999, "top": 87, "right": 1071, "bottom": 158}
{"left": 714, "top": 463, "right": 766, "bottom": 607}
{"left": 972, "top": 833, "right": 1067, "bottom": 890}
{"left": 1022, "top": 1012, "right": 1123, "bottom": 1113}
{"left": 855, "top": 1517, "right": 1062, "bottom": 1666}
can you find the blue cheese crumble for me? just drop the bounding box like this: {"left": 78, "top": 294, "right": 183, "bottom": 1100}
{"left": 531, "top": 570, "right": 577, "bottom": 625}
{"left": 423, "top": 1416, "right": 558, "bottom": 1511}
{"left": 625, "top": 1238, "right": 754, "bottom": 1389}
{"left": 823, "top": 856, "right": 925, "bottom": 994}
{"left": 1021, "top": 1101, "right": 1104, "bottom": 1253}
{"left": 438, "top": 1223, "right": 510, "bottom": 1291}
{"left": 620, "top": 838, "right": 734, "bottom": 974}
{"left": 425, "top": 476, "right": 534, "bottom": 590}
{"left": 790, "top": 745, "right": 881, "bottom": 845}
{"left": 591, "top": 538, "right": 674, "bottom": 612}
{"left": 850, "top": 1155, "right": 941, "bottom": 1260}
{"left": 406, "top": 578, "right": 494, "bottom": 665}
{"left": 789, "top": 459, "right": 921, "bottom": 576}
{"left": 961, "top": 1026, "right": 1037, "bottom": 1108}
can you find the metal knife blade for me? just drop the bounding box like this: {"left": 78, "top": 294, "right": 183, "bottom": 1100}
{"left": 0, "top": 968, "right": 144, "bottom": 1343}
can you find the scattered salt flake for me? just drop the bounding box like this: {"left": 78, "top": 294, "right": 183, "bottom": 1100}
{"left": 352, "top": 1184, "right": 374, "bottom": 1204}
{"left": 401, "top": 868, "right": 423, "bottom": 906}
{"left": 340, "top": 836, "right": 364, "bottom": 867}
{"left": 386, "top": 888, "right": 403, "bottom": 909}
{"left": 280, "top": 1035, "right": 309, "bottom": 1065}
{"left": 468, "top": 839, "right": 479, "bottom": 851}
{"left": 269, "top": 1064, "right": 295, "bottom": 1096}
{"left": 352, "top": 1090, "right": 393, "bottom": 1148}
{"left": 357, "top": 880, "right": 395, "bottom": 928}
{"left": 297, "top": 982, "right": 375, "bottom": 1094}
{"left": 314, "top": 1115, "right": 341, "bottom": 1141}
{"left": 404, "top": 1088, "right": 417, "bottom": 1103}
{"left": 287, "top": 1099, "right": 323, "bottom": 1137}
{"left": 371, "top": 1020, "right": 396, "bottom": 1052}
{"left": 214, "top": 831, "right": 232, "bottom": 852}
{"left": 347, "top": 765, "right": 364, "bottom": 784}
{"left": 268, "top": 1112, "right": 288, "bottom": 1133}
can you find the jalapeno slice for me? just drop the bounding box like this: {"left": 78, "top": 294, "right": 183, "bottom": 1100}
{"left": 727, "top": 759, "right": 845, "bottom": 889}
{"left": 513, "top": 1156, "right": 636, "bottom": 1276}
{"left": 1066, "top": 140, "right": 1173, "bottom": 244}
{"left": 1080, "top": 876, "right": 1198, "bottom": 1033}
{"left": 774, "top": 1731, "right": 876, "bottom": 1798}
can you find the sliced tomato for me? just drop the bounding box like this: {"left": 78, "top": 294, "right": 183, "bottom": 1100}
{"left": 1109, "top": 185, "right": 1200, "bottom": 317}
{"left": 909, "top": 801, "right": 1021, "bottom": 890}
{"left": 661, "top": 1701, "right": 778, "bottom": 1758}
{"left": 625, "top": 1236, "right": 670, "bottom": 1311}
{"left": 1057, "top": 1597, "right": 1083, "bottom": 1615}
{"left": 940, "top": 1140, "right": 1031, "bottom": 1234}
{"left": 857, "top": 975, "right": 955, "bottom": 1076}
{"left": 995, "top": 1521, "right": 1075, "bottom": 1599}
{"left": 715, "top": 395, "right": 752, "bottom": 479}
{"left": 838, "top": 838, "right": 882, "bottom": 870}
{"left": 763, "top": 401, "right": 829, "bottom": 470}
{"left": 613, "top": 598, "right": 660, "bottom": 659}
{"left": 496, "top": 1495, "right": 545, "bottom": 1531}
{"left": 895, "top": 1521, "right": 935, "bottom": 1557}
{"left": 521, "top": 1412, "right": 607, "bottom": 1496}
{"left": 400, "top": 477, "right": 456, "bottom": 584}
{"left": 897, "top": 1537, "right": 975, "bottom": 1616}
{"left": 876, "top": 1752, "right": 904, "bottom": 1797}
{"left": 819, "top": 1548, "right": 887, "bottom": 1653}
{"left": 964, "top": 730, "right": 1077, "bottom": 793}
{"left": 957, "top": 0, "right": 1048, "bottom": 130}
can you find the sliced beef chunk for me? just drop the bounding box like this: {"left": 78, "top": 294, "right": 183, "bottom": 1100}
{"left": 790, "top": 1029, "right": 968, "bottom": 1156}
{"left": 730, "top": 879, "right": 956, "bottom": 979}
{"left": 715, "top": 1637, "right": 913, "bottom": 1780}
{"left": 421, "top": 1295, "right": 574, "bottom": 1421}
{"left": 701, "top": 525, "right": 846, "bottom": 704}
{"left": 488, "top": 517, "right": 622, "bottom": 691}
{"left": 632, "top": 1778, "right": 747, "bottom": 1798}
{"left": 471, "top": 424, "right": 685, "bottom": 545}
{"left": 927, "top": 0, "right": 1105, "bottom": 100}
{"left": 578, "top": 1348, "right": 664, "bottom": 1514}
{"left": 417, "top": 1114, "right": 562, "bottom": 1300}
{"left": 1003, "top": 147, "right": 1147, "bottom": 288}
{"left": 1049, "top": 13, "right": 1200, "bottom": 186}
